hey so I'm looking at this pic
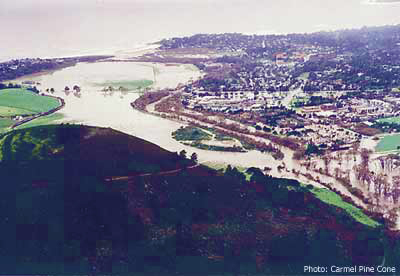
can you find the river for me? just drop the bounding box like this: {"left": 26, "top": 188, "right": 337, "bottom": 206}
{"left": 13, "top": 61, "right": 290, "bottom": 169}
{"left": 19, "top": 59, "right": 400, "bottom": 212}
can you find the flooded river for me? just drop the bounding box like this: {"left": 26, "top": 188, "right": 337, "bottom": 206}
{"left": 14, "top": 61, "right": 291, "bottom": 170}
{"left": 16, "top": 60, "right": 400, "bottom": 221}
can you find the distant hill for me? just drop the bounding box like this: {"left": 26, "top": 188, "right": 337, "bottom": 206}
{"left": 0, "top": 124, "right": 398, "bottom": 275}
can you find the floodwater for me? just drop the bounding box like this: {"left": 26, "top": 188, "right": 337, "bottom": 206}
{"left": 13, "top": 60, "right": 380, "bottom": 209}
{"left": 14, "top": 61, "right": 284, "bottom": 169}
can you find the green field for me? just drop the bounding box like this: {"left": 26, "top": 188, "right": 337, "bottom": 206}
{"left": 377, "top": 116, "right": 400, "bottom": 124}
{"left": 376, "top": 134, "right": 400, "bottom": 152}
{"left": 15, "top": 113, "right": 64, "bottom": 130}
{"left": 0, "top": 88, "right": 60, "bottom": 115}
{"left": 309, "top": 187, "right": 380, "bottom": 227}
{"left": 172, "top": 126, "right": 212, "bottom": 141}
{"left": 95, "top": 79, "right": 154, "bottom": 91}
{"left": 0, "top": 118, "right": 14, "bottom": 133}
{"left": 0, "top": 106, "right": 33, "bottom": 116}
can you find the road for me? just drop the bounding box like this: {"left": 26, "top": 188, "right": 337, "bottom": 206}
{"left": 104, "top": 162, "right": 206, "bottom": 182}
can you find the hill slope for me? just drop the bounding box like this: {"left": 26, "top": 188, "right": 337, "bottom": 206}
{"left": 0, "top": 124, "right": 396, "bottom": 275}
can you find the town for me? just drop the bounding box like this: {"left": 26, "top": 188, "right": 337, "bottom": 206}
{"left": 148, "top": 26, "right": 400, "bottom": 153}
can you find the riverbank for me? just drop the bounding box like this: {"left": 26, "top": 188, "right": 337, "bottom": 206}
{"left": 1, "top": 55, "right": 113, "bottom": 83}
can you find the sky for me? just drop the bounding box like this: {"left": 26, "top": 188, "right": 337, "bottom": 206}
{"left": 1, "top": 0, "right": 400, "bottom": 60}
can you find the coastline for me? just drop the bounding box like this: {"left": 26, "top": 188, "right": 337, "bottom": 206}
{"left": 1, "top": 55, "right": 113, "bottom": 83}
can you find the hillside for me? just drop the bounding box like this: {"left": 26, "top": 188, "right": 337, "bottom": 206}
{"left": 0, "top": 124, "right": 397, "bottom": 275}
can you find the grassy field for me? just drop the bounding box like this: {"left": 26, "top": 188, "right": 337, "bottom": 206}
{"left": 0, "top": 106, "right": 33, "bottom": 116}
{"left": 376, "top": 134, "right": 400, "bottom": 152}
{"left": 0, "top": 88, "right": 60, "bottom": 116}
{"left": 0, "top": 118, "right": 14, "bottom": 133}
{"left": 377, "top": 116, "right": 400, "bottom": 124}
{"left": 95, "top": 79, "right": 154, "bottom": 91}
{"left": 172, "top": 126, "right": 212, "bottom": 141}
{"left": 309, "top": 187, "right": 380, "bottom": 227}
{"left": 15, "top": 113, "right": 64, "bottom": 130}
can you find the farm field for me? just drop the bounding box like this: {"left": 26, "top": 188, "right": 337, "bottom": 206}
{"left": 0, "top": 88, "right": 60, "bottom": 116}
{"left": 376, "top": 134, "right": 400, "bottom": 152}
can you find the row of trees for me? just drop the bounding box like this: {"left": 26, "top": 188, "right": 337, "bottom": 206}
{"left": 0, "top": 82, "right": 21, "bottom": 90}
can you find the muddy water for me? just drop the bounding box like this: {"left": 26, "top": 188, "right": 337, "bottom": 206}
{"left": 15, "top": 61, "right": 384, "bottom": 209}
{"left": 14, "top": 62, "right": 286, "bottom": 169}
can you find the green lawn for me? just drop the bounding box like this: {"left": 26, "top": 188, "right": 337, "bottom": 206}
{"left": 95, "top": 79, "right": 154, "bottom": 91}
{"left": 377, "top": 116, "right": 400, "bottom": 124}
{"left": 0, "top": 106, "right": 33, "bottom": 116}
{"left": 376, "top": 134, "right": 400, "bottom": 152}
{"left": 0, "top": 88, "right": 60, "bottom": 115}
{"left": 0, "top": 118, "right": 14, "bottom": 133}
{"left": 15, "top": 113, "right": 64, "bottom": 130}
{"left": 309, "top": 187, "right": 380, "bottom": 228}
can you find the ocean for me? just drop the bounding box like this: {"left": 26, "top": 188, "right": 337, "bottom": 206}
{"left": 0, "top": 0, "right": 399, "bottom": 62}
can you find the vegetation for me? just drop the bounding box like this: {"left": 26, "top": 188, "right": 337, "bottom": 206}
{"left": 307, "top": 187, "right": 380, "bottom": 228}
{"left": 373, "top": 120, "right": 400, "bottom": 133}
{"left": 305, "top": 142, "right": 323, "bottom": 156}
{"left": 0, "top": 56, "right": 112, "bottom": 81}
{"left": 14, "top": 113, "right": 64, "bottom": 130}
{"left": 95, "top": 79, "right": 154, "bottom": 91}
{"left": 378, "top": 116, "right": 400, "bottom": 124}
{"left": 172, "top": 126, "right": 212, "bottom": 141}
{"left": 183, "top": 141, "right": 245, "bottom": 152}
{"left": 0, "top": 118, "right": 14, "bottom": 133}
{"left": 0, "top": 88, "right": 60, "bottom": 115}
{"left": 376, "top": 134, "right": 400, "bottom": 152}
{"left": 0, "top": 125, "right": 393, "bottom": 275}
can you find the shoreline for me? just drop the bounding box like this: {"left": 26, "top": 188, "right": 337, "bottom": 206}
{"left": 1, "top": 55, "right": 114, "bottom": 83}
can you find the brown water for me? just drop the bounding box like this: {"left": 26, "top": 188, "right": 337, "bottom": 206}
{"left": 17, "top": 61, "right": 400, "bottom": 224}
{"left": 14, "top": 62, "right": 279, "bottom": 167}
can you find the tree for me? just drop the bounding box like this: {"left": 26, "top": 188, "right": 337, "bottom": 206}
{"left": 27, "top": 86, "right": 39, "bottom": 93}
{"left": 305, "top": 143, "right": 321, "bottom": 156}
{"left": 179, "top": 150, "right": 187, "bottom": 159}
{"left": 73, "top": 85, "right": 81, "bottom": 92}
{"left": 190, "top": 152, "right": 198, "bottom": 163}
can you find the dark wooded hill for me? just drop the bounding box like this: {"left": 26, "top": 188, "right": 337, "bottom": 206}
{"left": 0, "top": 124, "right": 397, "bottom": 275}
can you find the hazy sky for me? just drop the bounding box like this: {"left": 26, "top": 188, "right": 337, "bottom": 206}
{"left": 1, "top": 0, "right": 400, "bottom": 60}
